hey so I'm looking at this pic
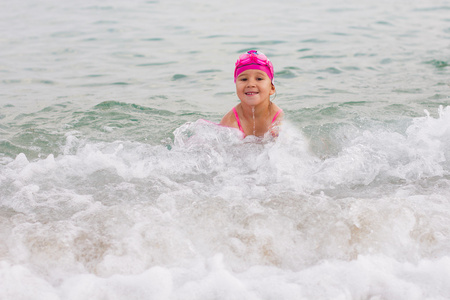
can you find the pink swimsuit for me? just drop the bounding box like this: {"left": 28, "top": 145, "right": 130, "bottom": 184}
{"left": 232, "top": 107, "right": 283, "bottom": 136}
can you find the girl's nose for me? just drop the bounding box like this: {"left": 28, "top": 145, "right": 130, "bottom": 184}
{"left": 247, "top": 78, "right": 256, "bottom": 87}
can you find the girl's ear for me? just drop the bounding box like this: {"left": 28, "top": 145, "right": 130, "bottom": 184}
{"left": 270, "top": 83, "right": 276, "bottom": 95}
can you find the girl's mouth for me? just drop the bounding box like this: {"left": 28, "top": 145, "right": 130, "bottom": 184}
{"left": 245, "top": 92, "right": 258, "bottom": 95}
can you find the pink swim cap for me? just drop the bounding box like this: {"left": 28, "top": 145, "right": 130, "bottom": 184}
{"left": 234, "top": 50, "right": 274, "bottom": 83}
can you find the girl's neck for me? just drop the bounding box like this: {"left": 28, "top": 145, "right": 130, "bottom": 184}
{"left": 238, "top": 102, "right": 275, "bottom": 137}
{"left": 239, "top": 101, "right": 272, "bottom": 119}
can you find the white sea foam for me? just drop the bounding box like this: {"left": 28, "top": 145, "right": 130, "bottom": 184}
{"left": 1, "top": 109, "right": 450, "bottom": 299}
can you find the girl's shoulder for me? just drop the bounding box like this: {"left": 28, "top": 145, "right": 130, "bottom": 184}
{"left": 271, "top": 103, "right": 283, "bottom": 121}
{"left": 220, "top": 106, "right": 239, "bottom": 128}
{"left": 271, "top": 102, "right": 282, "bottom": 112}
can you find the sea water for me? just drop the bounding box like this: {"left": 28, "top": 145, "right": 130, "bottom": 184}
{"left": 1, "top": 0, "right": 450, "bottom": 299}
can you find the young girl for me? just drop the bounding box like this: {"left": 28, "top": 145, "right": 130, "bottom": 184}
{"left": 220, "top": 50, "right": 283, "bottom": 137}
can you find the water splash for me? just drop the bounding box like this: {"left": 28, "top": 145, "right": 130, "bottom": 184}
{"left": 252, "top": 106, "right": 256, "bottom": 136}
{"left": 2, "top": 112, "right": 450, "bottom": 299}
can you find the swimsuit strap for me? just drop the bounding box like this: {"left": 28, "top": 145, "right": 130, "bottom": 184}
{"left": 271, "top": 109, "right": 283, "bottom": 124}
{"left": 232, "top": 107, "right": 245, "bottom": 134}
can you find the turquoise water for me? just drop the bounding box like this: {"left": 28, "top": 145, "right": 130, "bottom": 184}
{"left": 1, "top": 0, "right": 450, "bottom": 299}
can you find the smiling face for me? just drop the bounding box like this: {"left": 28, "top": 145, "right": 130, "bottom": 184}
{"left": 235, "top": 69, "right": 275, "bottom": 107}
